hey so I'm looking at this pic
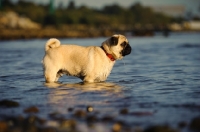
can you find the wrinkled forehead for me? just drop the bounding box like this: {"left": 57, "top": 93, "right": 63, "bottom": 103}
{"left": 117, "top": 35, "right": 128, "bottom": 43}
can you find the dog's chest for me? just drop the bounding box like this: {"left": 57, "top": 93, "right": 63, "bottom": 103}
{"left": 94, "top": 62, "right": 114, "bottom": 82}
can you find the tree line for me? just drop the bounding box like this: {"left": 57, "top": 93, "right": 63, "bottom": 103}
{"left": 1, "top": 0, "right": 183, "bottom": 30}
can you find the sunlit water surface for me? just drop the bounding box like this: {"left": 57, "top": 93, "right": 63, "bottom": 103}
{"left": 0, "top": 32, "right": 200, "bottom": 131}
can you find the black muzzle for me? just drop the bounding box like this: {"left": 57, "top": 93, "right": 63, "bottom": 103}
{"left": 122, "top": 44, "right": 132, "bottom": 56}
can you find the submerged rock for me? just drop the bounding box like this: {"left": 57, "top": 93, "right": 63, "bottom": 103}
{"left": 130, "top": 111, "right": 154, "bottom": 116}
{"left": 24, "top": 106, "right": 39, "bottom": 113}
{"left": 86, "top": 115, "right": 98, "bottom": 123}
{"left": 144, "top": 125, "right": 178, "bottom": 132}
{"left": 178, "top": 121, "right": 187, "bottom": 129}
{"left": 60, "top": 119, "right": 76, "bottom": 131}
{"left": 74, "top": 110, "right": 87, "bottom": 118}
{"left": 68, "top": 107, "right": 74, "bottom": 112}
{"left": 101, "top": 116, "right": 114, "bottom": 122}
{"left": 45, "top": 120, "right": 60, "bottom": 128}
{"left": 119, "top": 108, "right": 129, "bottom": 115}
{"left": 0, "top": 121, "right": 8, "bottom": 132}
{"left": 0, "top": 99, "right": 19, "bottom": 108}
{"left": 189, "top": 116, "right": 200, "bottom": 131}
{"left": 112, "top": 123, "right": 122, "bottom": 132}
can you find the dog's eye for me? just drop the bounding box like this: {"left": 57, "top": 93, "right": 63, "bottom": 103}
{"left": 121, "top": 42, "right": 126, "bottom": 47}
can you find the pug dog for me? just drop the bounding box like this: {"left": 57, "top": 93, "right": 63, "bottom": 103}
{"left": 42, "top": 34, "right": 131, "bottom": 83}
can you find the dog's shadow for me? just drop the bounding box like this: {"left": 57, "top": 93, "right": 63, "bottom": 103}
{"left": 44, "top": 81, "right": 122, "bottom": 92}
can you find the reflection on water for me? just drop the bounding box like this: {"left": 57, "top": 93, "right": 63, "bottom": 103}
{"left": 45, "top": 82, "right": 122, "bottom": 91}
{"left": 46, "top": 82, "right": 123, "bottom": 115}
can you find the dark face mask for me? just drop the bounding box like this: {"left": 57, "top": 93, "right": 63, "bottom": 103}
{"left": 122, "top": 44, "right": 132, "bottom": 56}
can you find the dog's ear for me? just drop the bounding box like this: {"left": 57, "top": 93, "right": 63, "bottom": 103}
{"left": 110, "top": 36, "right": 118, "bottom": 45}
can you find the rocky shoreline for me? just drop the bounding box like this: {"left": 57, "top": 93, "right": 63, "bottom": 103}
{"left": 0, "top": 11, "right": 115, "bottom": 40}
{"left": 0, "top": 28, "right": 114, "bottom": 40}
{"left": 0, "top": 99, "right": 200, "bottom": 132}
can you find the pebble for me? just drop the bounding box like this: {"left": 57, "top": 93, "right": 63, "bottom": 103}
{"left": 112, "top": 123, "right": 122, "bottom": 132}
{"left": 189, "top": 116, "right": 200, "bottom": 131}
{"left": 60, "top": 119, "right": 76, "bottom": 130}
{"left": 133, "top": 127, "right": 143, "bottom": 132}
{"left": 86, "top": 106, "right": 94, "bottom": 112}
{"left": 119, "top": 108, "right": 129, "bottom": 115}
{"left": 49, "top": 112, "right": 64, "bottom": 120}
{"left": 0, "top": 121, "right": 8, "bottom": 132}
{"left": 0, "top": 113, "right": 197, "bottom": 132}
{"left": 86, "top": 115, "right": 98, "bottom": 123}
{"left": 144, "top": 125, "right": 178, "bottom": 132}
{"left": 45, "top": 120, "right": 60, "bottom": 128}
{"left": 1, "top": 101, "right": 199, "bottom": 132}
{"left": 101, "top": 116, "right": 114, "bottom": 122}
{"left": 24, "top": 106, "right": 39, "bottom": 113}
{"left": 40, "top": 127, "right": 57, "bottom": 132}
{"left": 178, "top": 121, "right": 187, "bottom": 128}
{"left": 68, "top": 107, "right": 74, "bottom": 112}
{"left": 25, "top": 115, "right": 38, "bottom": 124}
{"left": 130, "top": 111, "right": 153, "bottom": 116}
{"left": 74, "top": 110, "right": 87, "bottom": 118}
{"left": 0, "top": 99, "right": 19, "bottom": 107}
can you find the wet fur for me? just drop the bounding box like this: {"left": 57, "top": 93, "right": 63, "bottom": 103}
{"left": 42, "top": 34, "right": 131, "bottom": 83}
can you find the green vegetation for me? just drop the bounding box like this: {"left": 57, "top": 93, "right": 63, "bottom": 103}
{"left": 2, "top": 0, "right": 192, "bottom": 39}
{"left": 1, "top": 0, "right": 178, "bottom": 30}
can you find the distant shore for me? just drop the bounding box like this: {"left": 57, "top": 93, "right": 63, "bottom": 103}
{"left": 0, "top": 28, "right": 114, "bottom": 40}
{"left": 1, "top": 28, "right": 199, "bottom": 40}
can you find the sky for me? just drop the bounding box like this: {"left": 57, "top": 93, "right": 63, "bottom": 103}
{"left": 11, "top": 0, "right": 200, "bottom": 16}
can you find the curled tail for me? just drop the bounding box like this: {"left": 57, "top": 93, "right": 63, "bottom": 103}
{"left": 45, "top": 38, "right": 60, "bottom": 51}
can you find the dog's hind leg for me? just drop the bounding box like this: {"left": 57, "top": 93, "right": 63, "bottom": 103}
{"left": 55, "top": 71, "right": 63, "bottom": 82}
{"left": 55, "top": 75, "right": 60, "bottom": 82}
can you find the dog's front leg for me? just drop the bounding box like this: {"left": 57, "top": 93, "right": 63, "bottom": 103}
{"left": 44, "top": 69, "right": 58, "bottom": 83}
{"left": 83, "top": 75, "right": 95, "bottom": 83}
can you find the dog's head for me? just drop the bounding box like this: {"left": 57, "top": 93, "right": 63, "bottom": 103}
{"left": 102, "top": 34, "right": 131, "bottom": 60}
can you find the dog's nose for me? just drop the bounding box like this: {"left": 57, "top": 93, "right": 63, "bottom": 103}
{"left": 122, "top": 44, "right": 131, "bottom": 56}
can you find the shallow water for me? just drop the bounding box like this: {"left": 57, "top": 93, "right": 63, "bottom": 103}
{"left": 0, "top": 32, "right": 200, "bottom": 131}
